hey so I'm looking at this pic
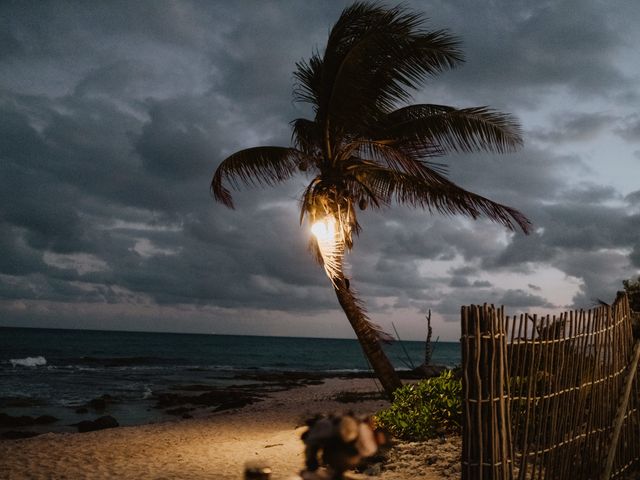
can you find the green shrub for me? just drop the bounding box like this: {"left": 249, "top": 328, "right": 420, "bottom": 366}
{"left": 375, "top": 370, "right": 462, "bottom": 440}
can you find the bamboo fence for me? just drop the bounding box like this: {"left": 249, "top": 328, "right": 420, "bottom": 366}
{"left": 461, "top": 293, "right": 640, "bottom": 480}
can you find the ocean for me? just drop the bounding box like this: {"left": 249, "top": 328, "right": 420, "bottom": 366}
{"left": 0, "top": 327, "right": 460, "bottom": 433}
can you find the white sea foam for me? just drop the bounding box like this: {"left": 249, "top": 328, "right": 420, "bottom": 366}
{"left": 9, "top": 356, "right": 47, "bottom": 367}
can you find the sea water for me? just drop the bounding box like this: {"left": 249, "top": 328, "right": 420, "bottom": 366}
{"left": 0, "top": 327, "right": 460, "bottom": 431}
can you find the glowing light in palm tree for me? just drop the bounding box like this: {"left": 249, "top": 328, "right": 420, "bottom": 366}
{"left": 311, "top": 216, "right": 344, "bottom": 284}
{"left": 311, "top": 217, "right": 335, "bottom": 241}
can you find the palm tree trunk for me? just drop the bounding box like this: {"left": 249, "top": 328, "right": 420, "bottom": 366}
{"left": 332, "top": 276, "right": 402, "bottom": 398}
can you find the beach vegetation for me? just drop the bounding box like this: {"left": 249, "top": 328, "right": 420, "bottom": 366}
{"left": 211, "top": 2, "right": 530, "bottom": 398}
{"left": 375, "top": 370, "right": 462, "bottom": 440}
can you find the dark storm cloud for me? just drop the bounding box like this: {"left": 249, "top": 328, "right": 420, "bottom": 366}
{"left": 482, "top": 188, "right": 639, "bottom": 309}
{"left": 0, "top": 0, "right": 639, "bottom": 337}
{"left": 449, "top": 276, "right": 472, "bottom": 288}
{"left": 370, "top": 210, "right": 505, "bottom": 265}
{"left": 531, "top": 112, "right": 616, "bottom": 144}
{"left": 555, "top": 249, "right": 634, "bottom": 306}
{"left": 499, "top": 289, "right": 554, "bottom": 309}
{"left": 615, "top": 114, "right": 640, "bottom": 142}
{"left": 444, "top": 146, "right": 585, "bottom": 211}
{"left": 627, "top": 190, "right": 640, "bottom": 205}
{"left": 449, "top": 277, "right": 493, "bottom": 288}
{"left": 490, "top": 189, "right": 638, "bottom": 268}
{"left": 488, "top": 232, "right": 555, "bottom": 271}
{"left": 631, "top": 245, "right": 640, "bottom": 268}
{"left": 435, "top": 287, "right": 555, "bottom": 318}
{"left": 0, "top": 26, "right": 23, "bottom": 59}
{"left": 136, "top": 99, "right": 221, "bottom": 181}
{"left": 0, "top": 226, "right": 47, "bottom": 276}
{"left": 559, "top": 183, "right": 621, "bottom": 205}
{"left": 405, "top": 0, "right": 634, "bottom": 109}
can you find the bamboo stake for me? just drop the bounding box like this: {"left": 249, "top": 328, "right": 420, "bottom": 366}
{"left": 534, "top": 314, "right": 553, "bottom": 480}
{"left": 586, "top": 308, "right": 605, "bottom": 472}
{"left": 462, "top": 307, "right": 471, "bottom": 479}
{"left": 544, "top": 314, "right": 563, "bottom": 475}
{"left": 501, "top": 308, "right": 515, "bottom": 480}
{"left": 552, "top": 310, "right": 572, "bottom": 480}
{"left": 511, "top": 313, "right": 524, "bottom": 474}
{"left": 601, "top": 339, "right": 640, "bottom": 480}
{"left": 550, "top": 312, "right": 569, "bottom": 476}
{"left": 578, "top": 308, "right": 595, "bottom": 477}
{"left": 476, "top": 306, "right": 484, "bottom": 480}
{"left": 519, "top": 313, "right": 536, "bottom": 479}
{"left": 489, "top": 306, "right": 498, "bottom": 478}
{"left": 561, "top": 309, "right": 583, "bottom": 480}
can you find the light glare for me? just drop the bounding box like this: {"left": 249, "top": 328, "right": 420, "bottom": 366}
{"left": 311, "top": 217, "right": 335, "bottom": 242}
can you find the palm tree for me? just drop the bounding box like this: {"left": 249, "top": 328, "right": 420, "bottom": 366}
{"left": 211, "top": 2, "right": 531, "bottom": 398}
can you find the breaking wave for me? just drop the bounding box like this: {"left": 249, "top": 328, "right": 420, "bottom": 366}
{"left": 9, "top": 356, "right": 47, "bottom": 367}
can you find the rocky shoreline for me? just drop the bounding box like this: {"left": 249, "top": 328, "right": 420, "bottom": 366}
{"left": 1, "top": 367, "right": 447, "bottom": 441}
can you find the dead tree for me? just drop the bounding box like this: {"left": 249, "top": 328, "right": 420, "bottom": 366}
{"left": 424, "top": 309, "right": 433, "bottom": 366}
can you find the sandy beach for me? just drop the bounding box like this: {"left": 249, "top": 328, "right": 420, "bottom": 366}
{"left": 0, "top": 377, "right": 460, "bottom": 480}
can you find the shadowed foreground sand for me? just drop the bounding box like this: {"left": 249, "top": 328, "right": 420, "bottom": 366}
{"left": 0, "top": 378, "right": 459, "bottom": 480}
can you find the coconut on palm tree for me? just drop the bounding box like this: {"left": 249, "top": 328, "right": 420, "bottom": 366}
{"left": 211, "top": 2, "right": 531, "bottom": 397}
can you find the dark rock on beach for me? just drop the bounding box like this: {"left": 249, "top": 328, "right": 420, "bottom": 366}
{"left": 211, "top": 396, "right": 258, "bottom": 412}
{"left": 89, "top": 398, "right": 107, "bottom": 410}
{"left": 74, "top": 420, "right": 93, "bottom": 432}
{"left": 0, "top": 412, "right": 59, "bottom": 428}
{"left": 68, "top": 394, "right": 119, "bottom": 415}
{"left": 67, "top": 395, "right": 116, "bottom": 417}
{"left": 165, "top": 407, "right": 194, "bottom": 416}
{"left": 232, "top": 371, "right": 333, "bottom": 384}
{"left": 34, "top": 415, "right": 58, "bottom": 425}
{"left": 74, "top": 415, "right": 119, "bottom": 433}
{"left": 0, "top": 396, "right": 46, "bottom": 408}
{"left": 0, "top": 413, "right": 36, "bottom": 427}
{"left": 88, "top": 394, "right": 116, "bottom": 411}
{"left": 333, "top": 391, "right": 385, "bottom": 403}
{"left": 407, "top": 364, "right": 447, "bottom": 379}
{"left": 154, "top": 388, "right": 264, "bottom": 413}
{"left": 169, "top": 384, "right": 220, "bottom": 392}
{"left": 92, "top": 415, "right": 119, "bottom": 430}
{"left": 0, "top": 413, "right": 59, "bottom": 428}
{"left": 1, "top": 430, "right": 40, "bottom": 440}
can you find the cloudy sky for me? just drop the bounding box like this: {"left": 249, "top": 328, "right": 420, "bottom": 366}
{"left": 1, "top": 0, "right": 639, "bottom": 341}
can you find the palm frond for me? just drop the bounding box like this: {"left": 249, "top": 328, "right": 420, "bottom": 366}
{"left": 211, "top": 146, "right": 301, "bottom": 208}
{"left": 325, "top": 3, "right": 462, "bottom": 83}
{"left": 293, "top": 2, "right": 463, "bottom": 147}
{"left": 343, "top": 174, "right": 385, "bottom": 211}
{"left": 293, "top": 53, "right": 323, "bottom": 108}
{"left": 340, "top": 140, "right": 448, "bottom": 178}
{"left": 354, "top": 164, "right": 531, "bottom": 233}
{"left": 342, "top": 155, "right": 444, "bottom": 208}
{"left": 299, "top": 178, "right": 321, "bottom": 226}
{"left": 326, "top": 28, "right": 463, "bottom": 125}
{"left": 291, "top": 118, "right": 322, "bottom": 159}
{"left": 376, "top": 104, "right": 523, "bottom": 155}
